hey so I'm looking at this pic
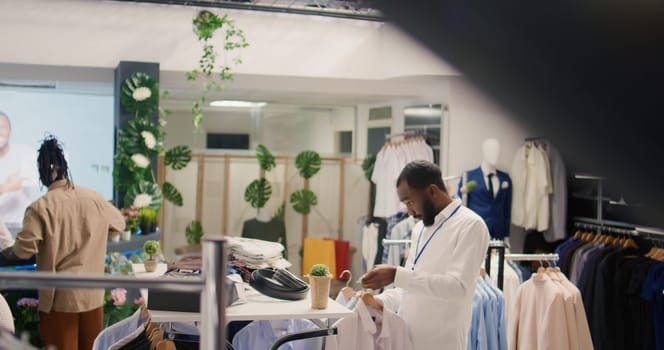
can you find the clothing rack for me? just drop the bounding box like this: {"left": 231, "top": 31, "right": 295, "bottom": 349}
{"left": 385, "top": 130, "right": 421, "bottom": 140}
{"left": 524, "top": 136, "right": 545, "bottom": 142}
{"left": 382, "top": 239, "right": 412, "bottom": 246}
{"left": 0, "top": 237, "right": 227, "bottom": 349}
{"left": 574, "top": 216, "right": 664, "bottom": 238}
{"left": 505, "top": 253, "right": 559, "bottom": 262}
{"left": 486, "top": 240, "right": 506, "bottom": 290}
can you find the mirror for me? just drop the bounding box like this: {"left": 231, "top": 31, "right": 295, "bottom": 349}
{"left": 403, "top": 104, "right": 443, "bottom": 164}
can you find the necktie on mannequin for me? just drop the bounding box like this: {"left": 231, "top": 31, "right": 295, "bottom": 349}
{"left": 487, "top": 173, "right": 495, "bottom": 200}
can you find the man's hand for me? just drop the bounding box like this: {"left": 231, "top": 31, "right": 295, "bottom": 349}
{"left": 1, "top": 247, "right": 16, "bottom": 261}
{"left": 361, "top": 265, "right": 397, "bottom": 290}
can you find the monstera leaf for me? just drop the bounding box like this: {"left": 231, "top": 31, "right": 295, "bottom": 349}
{"left": 162, "top": 182, "right": 183, "bottom": 206}
{"left": 256, "top": 144, "right": 276, "bottom": 172}
{"left": 120, "top": 72, "right": 159, "bottom": 117}
{"left": 289, "top": 189, "right": 318, "bottom": 215}
{"left": 244, "top": 178, "right": 272, "bottom": 209}
{"left": 124, "top": 181, "right": 162, "bottom": 210}
{"left": 295, "top": 150, "right": 321, "bottom": 179}
{"left": 165, "top": 146, "right": 192, "bottom": 170}
{"left": 362, "top": 154, "right": 376, "bottom": 181}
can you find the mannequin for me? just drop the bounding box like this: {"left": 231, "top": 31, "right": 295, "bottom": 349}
{"left": 256, "top": 207, "right": 272, "bottom": 223}
{"left": 242, "top": 206, "right": 288, "bottom": 258}
{"left": 458, "top": 138, "right": 512, "bottom": 240}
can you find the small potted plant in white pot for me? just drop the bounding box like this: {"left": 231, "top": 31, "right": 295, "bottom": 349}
{"left": 308, "top": 264, "right": 331, "bottom": 309}
{"left": 143, "top": 240, "right": 160, "bottom": 272}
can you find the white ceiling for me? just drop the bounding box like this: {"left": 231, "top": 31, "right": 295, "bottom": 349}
{"left": 0, "top": 0, "right": 459, "bottom": 107}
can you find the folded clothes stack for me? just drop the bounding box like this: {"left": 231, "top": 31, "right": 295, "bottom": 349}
{"left": 226, "top": 236, "right": 291, "bottom": 269}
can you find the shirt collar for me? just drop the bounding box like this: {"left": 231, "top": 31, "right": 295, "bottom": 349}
{"left": 47, "top": 179, "right": 71, "bottom": 191}
{"left": 432, "top": 198, "right": 462, "bottom": 225}
{"left": 355, "top": 299, "right": 377, "bottom": 335}
{"left": 480, "top": 163, "right": 496, "bottom": 176}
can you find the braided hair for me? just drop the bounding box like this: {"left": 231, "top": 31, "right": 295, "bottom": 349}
{"left": 37, "top": 135, "right": 72, "bottom": 187}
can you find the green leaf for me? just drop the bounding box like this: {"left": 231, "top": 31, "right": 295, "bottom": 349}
{"left": 295, "top": 150, "right": 321, "bottom": 179}
{"left": 165, "top": 145, "right": 192, "bottom": 170}
{"left": 289, "top": 189, "right": 318, "bottom": 215}
{"left": 185, "top": 220, "right": 204, "bottom": 245}
{"left": 273, "top": 201, "right": 285, "bottom": 221}
{"left": 256, "top": 144, "right": 276, "bottom": 172}
{"left": 162, "top": 182, "right": 183, "bottom": 207}
{"left": 124, "top": 181, "right": 162, "bottom": 210}
{"left": 244, "top": 178, "right": 272, "bottom": 209}
{"left": 361, "top": 154, "right": 376, "bottom": 181}
{"left": 120, "top": 72, "right": 159, "bottom": 117}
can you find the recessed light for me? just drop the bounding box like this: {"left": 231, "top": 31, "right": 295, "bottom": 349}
{"left": 209, "top": 100, "right": 267, "bottom": 108}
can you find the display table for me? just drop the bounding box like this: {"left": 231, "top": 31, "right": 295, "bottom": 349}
{"left": 149, "top": 288, "right": 353, "bottom": 326}
{"left": 107, "top": 231, "right": 161, "bottom": 254}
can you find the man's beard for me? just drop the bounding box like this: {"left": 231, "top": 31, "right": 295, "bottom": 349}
{"left": 422, "top": 197, "right": 437, "bottom": 226}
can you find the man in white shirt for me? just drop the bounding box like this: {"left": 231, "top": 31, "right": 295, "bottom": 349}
{"left": 362, "top": 160, "right": 490, "bottom": 350}
{"left": 0, "top": 112, "right": 38, "bottom": 228}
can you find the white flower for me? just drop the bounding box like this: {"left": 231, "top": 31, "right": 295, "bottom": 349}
{"left": 501, "top": 181, "right": 510, "bottom": 189}
{"left": 131, "top": 154, "right": 150, "bottom": 168}
{"left": 132, "top": 87, "right": 152, "bottom": 102}
{"left": 141, "top": 131, "right": 157, "bottom": 150}
{"left": 133, "top": 194, "right": 152, "bottom": 208}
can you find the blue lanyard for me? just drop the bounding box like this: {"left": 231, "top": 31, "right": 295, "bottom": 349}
{"left": 412, "top": 204, "right": 462, "bottom": 270}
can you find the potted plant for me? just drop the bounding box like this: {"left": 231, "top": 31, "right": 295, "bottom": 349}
{"left": 143, "top": 240, "right": 160, "bottom": 272}
{"left": 120, "top": 205, "right": 140, "bottom": 241}
{"left": 308, "top": 264, "right": 331, "bottom": 309}
{"left": 138, "top": 207, "right": 158, "bottom": 235}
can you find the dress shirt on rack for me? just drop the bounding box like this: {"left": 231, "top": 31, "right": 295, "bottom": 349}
{"left": 541, "top": 141, "right": 567, "bottom": 242}
{"left": 511, "top": 142, "right": 552, "bottom": 232}
{"left": 371, "top": 138, "right": 434, "bottom": 217}
{"left": 232, "top": 319, "right": 320, "bottom": 350}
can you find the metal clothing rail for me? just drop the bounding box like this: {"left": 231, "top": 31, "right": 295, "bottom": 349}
{"left": 574, "top": 216, "right": 664, "bottom": 237}
{"left": 0, "top": 237, "right": 227, "bottom": 349}
{"left": 382, "top": 239, "right": 412, "bottom": 246}
{"left": 505, "top": 253, "right": 559, "bottom": 262}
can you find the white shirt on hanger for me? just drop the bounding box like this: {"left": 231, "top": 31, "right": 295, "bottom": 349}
{"left": 511, "top": 144, "right": 552, "bottom": 231}
{"left": 327, "top": 298, "right": 413, "bottom": 350}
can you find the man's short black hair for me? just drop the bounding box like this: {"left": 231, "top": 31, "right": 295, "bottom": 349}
{"left": 396, "top": 160, "right": 447, "bottom": 192}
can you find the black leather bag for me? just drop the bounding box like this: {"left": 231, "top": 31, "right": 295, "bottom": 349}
{"left": 250, "top": 268, "right": 309, "bottom": 301}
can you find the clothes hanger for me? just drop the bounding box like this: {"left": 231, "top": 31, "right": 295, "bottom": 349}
{"left": 573, "top": 229, "right": 583, "bottom": 240}
{"left": 338, "top": 270, "right": 355, "bottom": 300}
{"left": 156, "top": 340, "right": 177, "bottom": 350}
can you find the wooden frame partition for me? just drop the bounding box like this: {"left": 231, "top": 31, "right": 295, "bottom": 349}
{"left": 157, "top": 153, "right": 349, "bottom": 253}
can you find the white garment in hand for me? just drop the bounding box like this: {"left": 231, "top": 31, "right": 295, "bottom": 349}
{"left": 326, "top": 298, "right": 412, "bottom": 350}
{"left": 362, "top": 224, "right": 379, "bottom": 271}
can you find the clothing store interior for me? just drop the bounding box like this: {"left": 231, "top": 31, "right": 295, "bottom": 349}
{"left": 0, "top": 1, "right": 662, "bottom": 349}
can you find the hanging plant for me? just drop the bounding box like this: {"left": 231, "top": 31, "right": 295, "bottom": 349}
{"left": 244, "top": 178, "right": 273, "bottom": 209}
{"left": 362, "top": 154, "right": 376, "bottom": 181}
{"left": 187, "top": 10, "right": 249, "bottom": 130}
{"left": 295, "top": 150, "right": 322, "bottom": 179}
{"left": 120, "top": 72, "right": 159, "bottom": 117}
{"left": 256, "top": 144, "right": 276, "bottom": 171}
{"left": 165, "top": 145, "right": 192, "bottom": 170}
{"left": 162, "top": 182, "right": 183, "bottom": 207}
{"left": 290, "top": 189, "right": 318, "bottom": 215}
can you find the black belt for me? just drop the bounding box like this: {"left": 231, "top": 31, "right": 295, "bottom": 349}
{"left": 250, "top": 268, "right": 309, "bottom": 301}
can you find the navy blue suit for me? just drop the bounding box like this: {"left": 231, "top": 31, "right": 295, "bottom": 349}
{"left": 458, "top": 167, "right": 512, "bottom": 239}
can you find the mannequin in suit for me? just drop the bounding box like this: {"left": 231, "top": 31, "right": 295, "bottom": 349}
{"left": 458, "top": 138, "right": 513, "bottom": 240}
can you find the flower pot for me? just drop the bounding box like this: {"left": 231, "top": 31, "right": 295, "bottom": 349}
{"left": 309, "top": 275, "right": 331, "bottom": 309}
{"left": 121, "top": 230, "right": 132, "bottom": 241}
{"left": 110, "top": 234, "right": 120, "bottom": 243}
{"left": 144, "top": 259, "right": 158, "bottom": 272}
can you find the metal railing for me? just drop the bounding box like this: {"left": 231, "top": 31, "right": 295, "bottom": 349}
{"left": 0, "top": 236, "right": 226, "bottom": 349}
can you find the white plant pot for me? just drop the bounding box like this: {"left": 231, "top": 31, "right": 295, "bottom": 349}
{"left": 110, "top": 234, "right": 120, "bottom": 243}
{"left": 121, "top": 230, "right": 132, "bottom": 241}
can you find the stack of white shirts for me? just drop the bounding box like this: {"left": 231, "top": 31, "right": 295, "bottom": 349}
{"left": 225, "top": 236, "right": 291, "bottom": 269}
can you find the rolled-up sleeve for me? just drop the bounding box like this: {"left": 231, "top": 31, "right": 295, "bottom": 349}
{"left": 14, "top": 207, "right": 44, "bottom": 259}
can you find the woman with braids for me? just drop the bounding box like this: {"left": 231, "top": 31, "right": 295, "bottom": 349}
{"left": 2, "top": 135, "right": 125, "bottom": 350}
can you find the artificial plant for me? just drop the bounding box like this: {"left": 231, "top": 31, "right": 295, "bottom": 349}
{"left": 289, "top": 150, "right": 321, "bottom": 216}
{"left": 185, "top": 220, "right": 204, "bottom": 245}
{"left": 114, "top": 72, "right": 192, "bottom": 212}
{"left": 186, "top": 10, "right": 249, "bottom": 130}
{"left": 244, "top": 144, "right": 276, "bottom": 209}
{"left": 143, "top": 240, "right": 160, "bottom": 261}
